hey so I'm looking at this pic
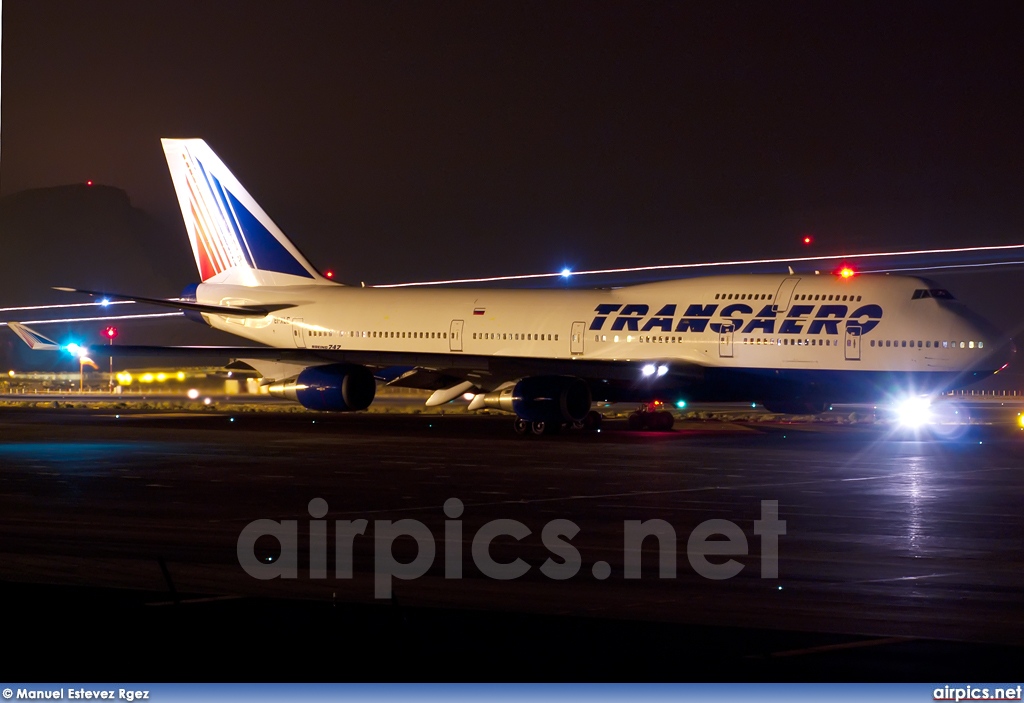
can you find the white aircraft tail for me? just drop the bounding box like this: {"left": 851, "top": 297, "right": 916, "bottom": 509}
{"left": 162, "top": 138, "right": 336, "bottom": 288}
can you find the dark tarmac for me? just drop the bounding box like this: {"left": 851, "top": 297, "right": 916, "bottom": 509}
{"left": 1, "top": 407, "right": 1022, "bottom": 681}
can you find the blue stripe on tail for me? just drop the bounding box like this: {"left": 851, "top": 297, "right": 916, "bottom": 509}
{"left": 225, "top": 189, "right": 313, "bottom": 278}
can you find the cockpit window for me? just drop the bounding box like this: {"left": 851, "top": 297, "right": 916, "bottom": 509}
{"left": 912, "top": 289, "right": 956, "bottom": 300}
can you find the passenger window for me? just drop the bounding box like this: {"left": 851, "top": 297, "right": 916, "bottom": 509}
{"left": 979, "top": 341, "right": 984, "bottom": 349}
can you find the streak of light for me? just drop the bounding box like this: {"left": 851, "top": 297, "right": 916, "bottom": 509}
{"left": 868, "top": 260, "right": 1024, "bottom": 275}
{"left": 0, "top": 300, "right": 135, "bottom": 313}
{"left": 0, "top": 312, "right": 184, "bottom": 327}
{"left": 373, "top": 242, "right": 1024, "bottom": 287}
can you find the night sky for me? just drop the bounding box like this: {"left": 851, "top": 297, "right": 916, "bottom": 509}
{"left": 3, "top": 1, "right": 1024, "bottom": 331}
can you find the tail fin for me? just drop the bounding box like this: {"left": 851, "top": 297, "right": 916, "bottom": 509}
{"left": 161, "top": 138, "right": 336, "bottom": 287}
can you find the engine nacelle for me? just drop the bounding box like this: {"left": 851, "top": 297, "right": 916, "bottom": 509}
{"left": 474, "top": 376, "right": 591, "bottom": 423}
{"left": 268, "top": 364, "right": 376, "bottom": 411}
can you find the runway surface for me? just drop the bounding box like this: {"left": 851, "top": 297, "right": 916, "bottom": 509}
{"left": 1, "top": 407, "right": 1022, "bottom": 680}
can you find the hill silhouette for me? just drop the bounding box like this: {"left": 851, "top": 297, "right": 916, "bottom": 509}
{"left": 0, "top": 183, "right": 195, "bottom": 306}
{"left": 0, "top": 184, "right": 239, "bottom": 370}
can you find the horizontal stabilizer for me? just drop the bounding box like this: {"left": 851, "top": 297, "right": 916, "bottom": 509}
{"left": 53, "top": 287, "right": 294, "bottom": 318}
{"left": 6, "top": 322, "right": 61, "bottom": 351}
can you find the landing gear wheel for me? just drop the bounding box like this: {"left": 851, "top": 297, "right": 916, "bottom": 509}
{"left": 513, "top": 417, "right": 530, "bottom": 435}
{"left": 531, "top": 420, "right": 548, "bottom": 436}
{"left": 627, "top": 412, "right": 645, "bottom": 431}
{"left": 582, "top": 410, "right": 603, "bottom": 432}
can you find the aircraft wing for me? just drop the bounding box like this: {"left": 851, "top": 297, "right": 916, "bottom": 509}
{"left": 52, "top": 287, "right": 297, "bottom": 317}
{"left": 5, "top": 322, "right": 704, "bottom": 392}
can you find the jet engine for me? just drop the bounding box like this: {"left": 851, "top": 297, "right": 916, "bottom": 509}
{"left": 472, "top": 376, "right": 591, "bottom": 423}
{"left": 267, "top": 363, "right": 376, "bottom": 411}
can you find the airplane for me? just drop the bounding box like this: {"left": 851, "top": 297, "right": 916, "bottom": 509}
{"left": 6, "top": 138, "right": 1016, "bottom": 434}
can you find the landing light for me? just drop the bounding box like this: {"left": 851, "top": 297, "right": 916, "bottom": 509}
{"left": 896, "top": 396, "right": 932, "bottom": 428}
{"left": 64, "top": 343, "right": 88, "bottom": 358}
{"left": 642, "top": 364, "right": 656, "bottom": 377}
{"left": 561, "top": 268, "right": 573, "bottom": 278}
{"left": 656, "top": 365, "right": 668, "bottom": 376}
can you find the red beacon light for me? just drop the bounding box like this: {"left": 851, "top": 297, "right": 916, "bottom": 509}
{"left": 837, "top": 266, "right": 856, "bottom": 279}
{"left": 802, "top": 235, "right": 813, "bottom": 245}
{"left": 86, "top": 180, "right": 94, "bottom": 186}
{"left": 324, "top": 270, "right": 335, "bottom": 279}
{"left": 103, "top": 326, "right": 119, "bottom": 340}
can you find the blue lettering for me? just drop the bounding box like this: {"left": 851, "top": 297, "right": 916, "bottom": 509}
{"left": 848, "top": 304, "right": 883, "bottom": 335}
{"left": 742, "top": 305, "right": 777, "bottom": 334}
{"left": 589, "top": 303, "right": 622, "bottom": 331}
{"left": 611, "top": 304, "right": 649, "bottom": 332}
{"left": 674, "top": 304, "right": 717, "bottom": 334}
{"left": 642, "top": 304, "right": 676, "bottom": 332}
{"left": 779, "top": 305, "right": 814, "bottom": 334}
{"left": 808, "top": 305, "right": 848, "bottom": 334}
{"left": 711, "top": 304, "right": 752, "bottom": 333}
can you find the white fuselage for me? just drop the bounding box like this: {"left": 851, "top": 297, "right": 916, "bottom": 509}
{"left": 194, "top": 273, "right": 1007, "bottom": 377}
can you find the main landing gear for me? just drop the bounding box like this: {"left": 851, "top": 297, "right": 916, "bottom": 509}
{"left": 627, "top": 403, "right": 675, "bottom": 431}
{"left": 513, "top": 410, "right": 603, "bottom": 436}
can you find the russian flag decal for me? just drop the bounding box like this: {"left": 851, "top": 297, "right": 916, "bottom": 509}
{"left": 473, "top": 308, "right": 486, "bottom": 315}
